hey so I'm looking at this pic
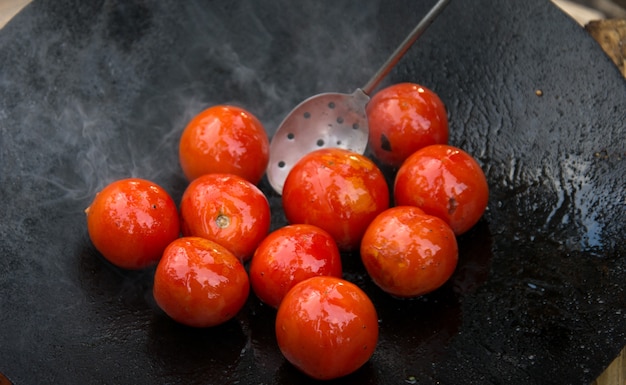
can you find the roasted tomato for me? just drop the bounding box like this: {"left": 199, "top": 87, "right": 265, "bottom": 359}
{"left": 275, "top": 276, "right": 378, "bottom": 380}
{"left": 281, "top": 148, "right": 389, "bottom": 251}
{"left": 360, "top": 206, "right": 458, "bottom": 297}
{"left": 366, "top": 82, "right": 448, "bottom": 167}
{"left": 153, "top": 237, "right": 249, "bottom": 328}
{"left": 249, "top": 224, "right": 342, "bottom": 308}
{"left": 179, "top": 173, "right": 271, "bottom": 262}
{"left": 85, "top": 178, "right": 180, "bottom": 270}
{"left": 179, "top": 105, "right": 270, "bottom": 184}
{"left": 394, "top": 144, "right": 489, "bottom": 235}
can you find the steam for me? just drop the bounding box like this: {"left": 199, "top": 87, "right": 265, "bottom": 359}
{"left": 2, "top": 0, "right": 383, "bottom": 218}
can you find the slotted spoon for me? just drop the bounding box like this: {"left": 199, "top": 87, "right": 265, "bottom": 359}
{"left": 267, "top": 0, "right": 450, "bottom": 194}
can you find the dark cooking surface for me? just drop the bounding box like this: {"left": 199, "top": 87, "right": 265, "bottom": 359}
{"left": 1, "top": 0, "right": 625, "bottom": 384}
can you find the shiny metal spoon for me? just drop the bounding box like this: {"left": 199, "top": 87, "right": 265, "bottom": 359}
{"left": 267, "top": 0, "right": 450, "bottom": 194}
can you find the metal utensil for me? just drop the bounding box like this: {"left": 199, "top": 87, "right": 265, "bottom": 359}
{"left": 266, "top": 0, "right": 450, "bottom": 194}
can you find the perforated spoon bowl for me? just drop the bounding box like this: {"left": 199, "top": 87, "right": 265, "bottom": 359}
{"left": 267, "top": 0, "right": 450, "bottom": 194}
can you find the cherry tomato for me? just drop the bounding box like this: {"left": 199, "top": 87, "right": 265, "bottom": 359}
{"left": 366, "top": 82, "right": 448, "bottom": 167}
{"left": 179, "top": 173, "right": 271, "bottom": 262}
{"left": 85, "top": 178, "right": 180, "bottom": 270}
{"left": 179, "top": 105, "right": 270, "bottom": 184}
{"left": 249, "top": 224, "right": 342, "bottom": 308}
{"left": 394, "top": 144, "right": 489, "bottom": 235}
{"left": 275, "top": 276, "right": 378, "bottom": 380}
{"left": 282, "top": 148, "right": 389, "bottom": 251}
{"left": 360, "top": 206, "right": 458, "bottom": 298}
{"left": 153, "top": 237, "right": 249, "bottom": 327}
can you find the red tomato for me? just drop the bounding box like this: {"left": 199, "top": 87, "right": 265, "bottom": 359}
{"left": 85, "top": 178, "right": 180, "bottom": 270}
{"left": 179, "top": 105, "right": 270, "bottom": 184}
{"left": 366, "top": 82, "right": 448, "bottom": 167}
{"left": 153, "top": 237, "right": 249, "bottom": 327}
{"left": 179, "top": 173, "right": 271, "bottom": 262}
{"left": 249, "top": 224, "right": 342, "bottom": 308}
{"left": 360, "top": 206, "right": 458, "bottom": 297}
{"left": 275, "top": 276, "right": 378, "bottom": 380}
{"left": 282, "top": 148, "right": 389, "bottom": 251}
{"left": 394, "top": 144, "right": 489, "bottom": 235}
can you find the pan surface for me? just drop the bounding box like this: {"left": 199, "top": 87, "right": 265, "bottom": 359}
{"left": 0, "top": 0, "right": 625, "bottom": 384}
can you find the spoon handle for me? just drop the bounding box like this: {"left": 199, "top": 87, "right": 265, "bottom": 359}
{"left": 361, "top": 0, "right": 451, "bottom": 95}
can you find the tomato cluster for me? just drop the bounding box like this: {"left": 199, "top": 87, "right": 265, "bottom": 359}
{"left": 85, "top": 84, "right": 489, "bottom": 380}
{"left": 86, "top": 105, "right": 272, "bottom": 329}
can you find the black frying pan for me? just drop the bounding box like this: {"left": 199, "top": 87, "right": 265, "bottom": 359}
{"left": 1, "top": 0, "right": 625, "bottom": 384}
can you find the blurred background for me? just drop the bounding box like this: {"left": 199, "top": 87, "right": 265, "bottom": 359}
{"left": 554, "top": 0, "right": 626, "bottom": 81}
{"left": 0, "top": 0, "right": 623, "bottom": 75}
{"left": 0, "top": 0, "right": 624, "bottom": 34}
{"left": 554, "top": 0, "right": 626, "bottom": 20}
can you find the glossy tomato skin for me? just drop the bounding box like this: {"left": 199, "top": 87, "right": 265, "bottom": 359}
{"left": 282, "top": 148, "right": 389, "bottom": 251}
{"left": 249, "top": 224, "right": 342, "bottom": 308}
{"left": 361, "top": 206, "right": 458, "bottom": 298}
{"left": 179, "top": 105, "right": 270, "bottom": 184}
{"left": 153, "top": 237, "right": 249, "bottom": 327}
{"left": 179, "top": 173, "right": 271, "bottom": 262}
{"left": 85, "top": 178, "right": 180, "bottom": 270}
{"left": 275, "top": 276, "right": 378, "bottom": 380}
{"left": 366, "top": 82, "right": 448, "bottom": 167}
{"left": 394, "top": 144, "right": 489, "bottom": 235}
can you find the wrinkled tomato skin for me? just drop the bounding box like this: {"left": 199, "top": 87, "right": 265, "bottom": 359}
{"left": 394, "top": 144, "right": 489, "bottom": 235}
{"left": 179, "top": 105, "right": 270, "bottom": 184}
{"left": 249, "top": 224, "right": 342, "bottom": 308}
{"left": 366, "top": 82, "right": 448, "bottom": 167}
{"left": 153, "top": 237, "right": 249, "bottom": 328}
{"left": 179, "top": 173, "right": 271, "bottom": 262}
{"left": 275, "top": 276, "right": 378, "bottom": 380}
{"left": 282, "top": 148, "right": 389, "bottom": 251}
{"left": 85, "top": 178, "right": 180, "bottom": 270}
{"left": 360, "top": 206, "right": 458, "bottom": 298}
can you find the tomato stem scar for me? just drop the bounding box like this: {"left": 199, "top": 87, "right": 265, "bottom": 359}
{"left": 216, "top": 214, "right": 230, "bottom": 228}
